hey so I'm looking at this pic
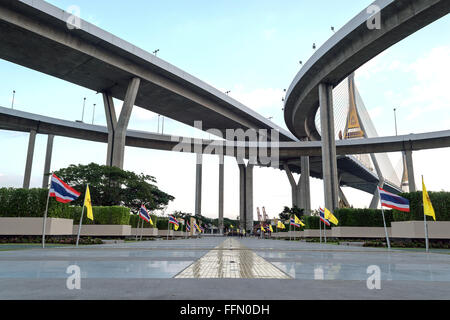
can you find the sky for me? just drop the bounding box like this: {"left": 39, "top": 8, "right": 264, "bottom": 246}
{"left": 0, "top": 0, "right": 449, "bottom": 220}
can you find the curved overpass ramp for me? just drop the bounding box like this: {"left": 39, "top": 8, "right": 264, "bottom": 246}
{"left": 284, "top": 0, "right": 450, "bottom": 141}
{"left": 0, "top": 0, "right": 295, "bottom": 142}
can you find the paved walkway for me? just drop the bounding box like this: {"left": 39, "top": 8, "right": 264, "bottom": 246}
{"left": 0, "top": 237, "right": 449, "bottom": 299}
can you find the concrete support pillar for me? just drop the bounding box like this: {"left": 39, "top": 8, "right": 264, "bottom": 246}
{"left": 42, "top": 134, "right": 54, "bottom": 188}
{"left": 111, "top": 77, "right": 140, "bottom": 169}
{"left": 339, "top": 186, "right": 351, "bottom": 208}
{"left": 283, "top": 164, "right": 299, "bottom": 207}
{"left": 237, "top": 160, "right": 254, "bottom": 232}
{"left": 103, "top": 93, "right": 117, "bottom": 167}
{"left": 238, "top": 163, "right": 246, "bottom": 230}
{"left": 319, "top": 83, "right": 339, "bottom": 210}
{"left": 195, "top": 153, "right": 203, "bottom": 216}
{"left": 23, "top": 130, "right": 37, "bottom": 189}
{"left": 245, "top": 164, "right": 254, "bottom": 231}
{"left": 218, "top": 154, "right": 224, "bottom": 235}
{"left": 405, "top": 150, "right": 416, "bottom": 192}
{"left": 300, "top": 156, "right": 311, "bottom": 215}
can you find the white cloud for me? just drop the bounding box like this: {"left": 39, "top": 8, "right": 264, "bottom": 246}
{"left": 227, "top": 85, "right": 284, "bottom": 112}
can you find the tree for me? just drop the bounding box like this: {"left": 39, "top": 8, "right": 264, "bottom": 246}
{"left": 279, "top": 205, "right": 304, "bottom": 220}
{"left": 53, "top": 163, "right": 174, "bottom": 213}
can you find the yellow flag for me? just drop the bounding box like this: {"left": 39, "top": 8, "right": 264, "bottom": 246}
{"left": 422, "top": 177, "right": 436, "bottom": 221}
{"left": 324, "top": 208, "right": 338, "bottom": 225}
{"left": 174, "top": 223, "right": 179, "bottom": 231}
{"left": 230, "top": 224, "right": 234, "bottom": 229}
{"left": 269, "top": 225, "right": 274, "bottom": 232}
{"left": 261, "top": 225, "right": 265, "bottom": 232}
{"left": 277, "top": 221, "right": 286, "bottom": 229}
{"left": 149, "top": 216, "right": 153, "bottom": 226}
{"left": 294, "top": 215, "right": 305, "bottom": 227}
{"left": 84, "top": 185, "right": 93, "bottom": 221}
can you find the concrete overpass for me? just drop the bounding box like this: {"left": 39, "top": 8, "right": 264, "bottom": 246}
{"left": 283, "top": 0, "right": 450, "bottom": 210}
{"left": 2, "top": 105, "right": 449, "bottom": 198}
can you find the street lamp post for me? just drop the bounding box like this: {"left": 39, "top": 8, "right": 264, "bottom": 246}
{"left": 11, "top": 90, "right": 15, "bottom": 109}
{"left": 393, "top": 108, "right": 398, "bottom": 136}
{"left": 92, "top": 103, "right": 96, "bottom": 124}
{"left": 81, "top": 97, "right": 86, "bottom": 122}
{"left": 157, "top": 114, "right": 160, "bottom": 133}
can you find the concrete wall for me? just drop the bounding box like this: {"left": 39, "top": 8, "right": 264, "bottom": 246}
{"left": 0, "top": 218, "right": 73, "bottom": 235}
{"left": 72, "top": 225, "right": 131, "bottom": 236}
{"left": 303, "top": 229, "right": 332, "bottom": 238}
{"left": 391, "top": 221, "right": 450, "bottom": 239}
{"left": 157, "top": 230, "right": 174, "bottom": 237}
{"left": 273, "top": 231, "right": 303, "bottom": 238}
{"left": 173, "top": 231, "right": 187, "bottom": 237}
{"left": 131, "top": 228, "right": 158, "bottom": 236}
{"left": 331, "top": 227, "right": 392, "bottom": 238}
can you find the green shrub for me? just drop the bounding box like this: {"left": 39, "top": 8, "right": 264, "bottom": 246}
{"left": 71, "top": 206, "right": 130, "bottom": 225}
{"left": 303, "top": 216, "right": 331, "bottom": 229}
{"left": 0, "top": 188, "right": 73, "bottom": 218}
{"left": 129, "top": 214, "right": 158, "bottom": 228}
{"left": 392, "top": 191, "right": 450, "bottom": 221}
{"left": 334, "top": 208, "right": 394, "bottom": 227}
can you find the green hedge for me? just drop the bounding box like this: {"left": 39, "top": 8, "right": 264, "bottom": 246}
{"left": 303, "top": 216, "right": 332, "bottom": 230}
{"left": 0, "top": 188, "right": 73, "bottom": 218}
{"left": 334, "top": 208, "right": 394, "bottom": 227}
{"left": 129, "top": 214, "right": 158, "bottom": 228}
{"left": 392, "top": 191, "right": 450, "bottom": 221}
{"left": 0, "top": 188, "right": 131, "bottom": 225}
{"left": 71, "top": 206, "right": 130, "bottom": 225}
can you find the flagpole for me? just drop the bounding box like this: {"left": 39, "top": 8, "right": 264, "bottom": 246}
{"left": 167, "top": 219, "right": 169, "bottom": 241}
{"left": 140, "top": 217, "right": 144, "bottom": 241}
{"left": 324, "top": 219, "right": 327, "bottom": 244}
{"left": 422, "top": 175, "right": 430, "bottom": 253}
{"left": 289, "top": 215, "right": 292, "bottom": 241}
{"left": 135, "top": 216, "right": 140, "bottom": 241}
{"left": 424, "top": 211, "right": 429, "bottom": 252}
{"left": 41, "top": 176, "right": 52, "bottom": 249}
{"left": 378, "top": 188, "right": 391, "bottom": 250}
{"left": 319, "top": 215, "right": 322, "bottom": 244}
{"left": 76, "top": 184, "right": 88, "bottom": 247}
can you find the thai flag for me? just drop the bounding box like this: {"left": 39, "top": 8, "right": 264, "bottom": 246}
{"left": 169, "top": 215, "right": 179, "bottom": 226}
{"left": 290, "top": 217, "right": 300, "bottom": 228}
{"left": 193, "top": 221, "right": 201, "bottom": 232}
{"left": 319, "top": 208, "right": 331, "bottom": 226}
{"left": 139, "top": 205, "right": 150, "bottom": 223}
{"left": 378, "top": 187, "right": 410, "bottom": 212}
{"left": 186, "top": 221, "right": 191, "bottom": 231}
{"left": 49, "top": 174, "right": 80, "bottom": 203}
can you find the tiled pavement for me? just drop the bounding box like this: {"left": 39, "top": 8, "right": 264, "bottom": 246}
{"left": 1, "top": 236, "right": 450, "bottom": 299}
{"left": 175, "top": 238, "right": 290, "bottom": 279}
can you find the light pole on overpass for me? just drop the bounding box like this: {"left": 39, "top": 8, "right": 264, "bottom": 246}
{"left": 81, "top": 97, "right": 86, "bottom": 122}
{"left": 11, "top": 90, "right": 15, "bottom": 109}
{"left": 393, "top": 107, "right": 398, "bottom": 136}
{"left": 92, "top": 103, "right": 96, "bottom": 124}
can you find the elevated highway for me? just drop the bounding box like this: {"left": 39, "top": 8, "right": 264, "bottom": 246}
{"left": 2, "top": 106, "right": 450, "bottom": 195}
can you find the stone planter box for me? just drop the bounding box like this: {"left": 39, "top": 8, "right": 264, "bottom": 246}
{"left": 0, "top": 217, "right": 73, "bottom": 235}
{"left": 157, "top": 230, "right": 174, "bottom": 237}
{"left": 303, "top": 229, "right": 332, "bottom": 238}
{"left": 72, "top": 225, "right": 131, "bottom": 236}
{"left": 173, "top": 231, "right": 187, "bottom": 237}
{"left": 391, "top": 221, "right": 450, "bottom": 239}
{"left": 331, "top": 227, "right": 391, "bottom": 238}
{"left": 273, "top": 231, "right": 303, "bottom": 238}
{"left": 131, "top": 228, "right": 158, "bottom": 237}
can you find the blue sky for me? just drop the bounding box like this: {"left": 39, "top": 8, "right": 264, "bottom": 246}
{"left": 0, "top": 1, "right": 449, "bottom": 219}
